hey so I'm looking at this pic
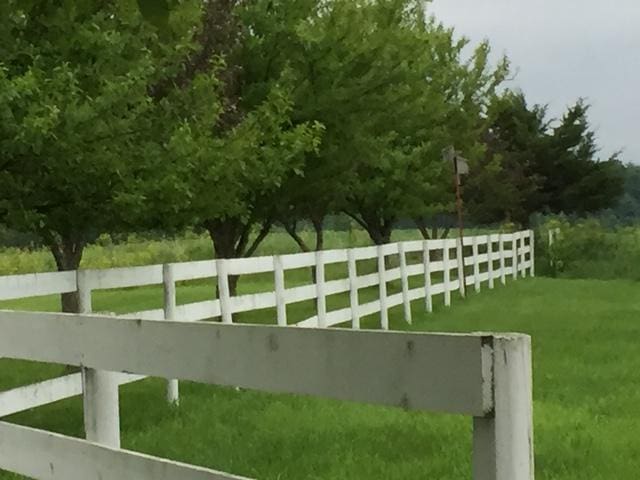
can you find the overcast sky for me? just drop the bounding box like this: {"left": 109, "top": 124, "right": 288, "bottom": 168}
{"left": 429, "top": 0, "right": 640, "bottom": 164}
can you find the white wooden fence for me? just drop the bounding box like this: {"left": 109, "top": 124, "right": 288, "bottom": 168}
{"left": 0, "top": 230, "right": 535, "bottom": 479}
{"left": 0, "top": 311, "right": 534, "bottom": 479}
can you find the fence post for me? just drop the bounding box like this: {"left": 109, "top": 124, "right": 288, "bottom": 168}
{"left": 520, "top": 232, "right": 526, "bottom": 279}
{"left": 499, "top": 234, "right": 506, "bottom": 285}
{"left": 273, "top": 255, "right": 287, "bottom": 326}
{"left": 217, "top": 259, "right": 233, "bottom": 324}
{"left": 473, "top": 236, "right": 481, "bottom": 293}
{"left": 398, "top": 243, "right": 412, "bottom": 324}
{"left": 487, "top": 235, "right": 495, "bottom": 289}
{"left": 512, "top": 234, "right": 519, "bottom": 281}
{"left": 163, "top": 264, "right": 179, "bottom": 405}
{"left": 443, "top": 243, "right": 451, "bottom": 307}
{"left": 423, "top": 240, "right": 433, "bottom": 313}
{"left": 472, "top": 334, "right": 534, "bottom": 480}
{"left": 377, "top": 245, "right": 389, "bottom": 329}
{"left": 529, "top": 230, "right": 535, "bottom": 277}
{"left": 456, "top": 237, "right": 466, "bottom": 298}
{"left": 347, "top": 249, "right": 360, "bottom": 329}
{"left": 77, "top": 269, "right": 121, "bottom": 449}
{"left": 315, "top": 250, "right": 327, "bottom": 328}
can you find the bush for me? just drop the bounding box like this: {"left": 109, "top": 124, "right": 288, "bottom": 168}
{"left": 539, "top": 218, "right": 640, "bottom": 280}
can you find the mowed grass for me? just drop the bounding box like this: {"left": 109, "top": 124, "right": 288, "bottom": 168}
{"left": 2, "top": 277, "right": 640, "bottom": 479}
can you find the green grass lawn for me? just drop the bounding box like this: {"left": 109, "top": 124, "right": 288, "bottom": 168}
{"left": 2, "top": 277, "right": 640, "bottom": 479}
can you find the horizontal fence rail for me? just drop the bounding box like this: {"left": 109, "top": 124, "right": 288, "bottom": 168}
{"left": 0, "top": 421, "right": 250, "bottom": 480}
{"left": 0, "top": 311, "right": 534, "bottom": 480}
{"left": 0, "top": 230, "right": 536, "bottom": 479}
{"left": 0, "top": 311, "right": 493, "bottom": 416}
{"left": 0, "top": 230, "right": 535, "bottom": 416}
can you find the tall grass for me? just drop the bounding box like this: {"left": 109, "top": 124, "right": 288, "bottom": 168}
{"left": 0, "top": 229, "right": 428, "bottom": 276}
{"left": 538, "top": 219, "right": 640, "bottom": 280}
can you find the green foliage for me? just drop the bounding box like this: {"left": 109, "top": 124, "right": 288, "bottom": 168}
{"left": 0, "top": 1, "right": 169, "bottom": 269}
{"left": 538, "top": 218, "right": 640, "bottom": 280}
{"left": 466, "top": 92, "right": 624, "bottom": 225}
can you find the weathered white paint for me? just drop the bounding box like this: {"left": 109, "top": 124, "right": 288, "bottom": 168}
{"left": 487, "top": 236, "right": 495, "bottom": 289}
{"left": 0, "top": 373, "right": 82, "bottom": 418}
{"left": 85, "top": 265, "right": 163, "bottom": 290}
{"left": 423, "top": 241, "right": 433, "bottom": 313}
{"left": 315, "top": 250, "right": 327, "bottom": 328}
{"left": 216, "top": 259, "right": 233, "bottom": 324}
{"left": 512, "top": 234, "right": 519, "bottom": 281}
{"left": 82, "top": 368, "right": 121, "bottom": 448}
{"left": 323, "top": 278, "right": 351, "bottom": 296}
{"left": 406, "top": 263, "right": 424, "bottom": 277}
{"left": 0, "top": 372, "right": 144, "bottom": 419}
{"left": 0, "top": 311, "right": 494, "bottom": 416}
{"left": 529, "top": 230, "right": 536, "bottom": 277}
{"left": 352, "top": 245, "right": 378, "bottom": 261}
{"left": 472, "top": 236, "right": 481, "bottom": 293}
{"left": 280, "top": 251, "right": 316, "bottom": 269}
{"left": 226, "top": 255, "right": 274, "bottom": 275}
{"left": 229, "top": 292, "right": 276, "bottom": 314}
{"left": 473, "top": 335, "right": 534, "bottom": 480}
{"left": 175, "top": 300, "right": 221, "bottom": 322}
{"left": 273, "top": 256, "right": 287, "bottom": 326}
{"left": 443, "top": 244, "right": 452, "bottom": 307}
{"left": 283, "top": 284, "right": 317, "bottom": 304}
{"left": 347, "top": 249, "right": 360, "bottom": 329}
{"left": 119, "top": 308, "right": 164, "bottom": 321}
{"left": 499, "top": 234, "right": 507, "bottom": 285}
{"left": 163, "top": 264, "right": 179, "bottom": 405}
{"left": 172, "top": 259, "right": 217, "bottom": 281}
{"left": 377, "top": 245, "right": 389, "bottom": 330}
{"left": 318, "top": 248, "right": 349, "bottom": 265}
{"left": 0, "top": 270, "right": 76, "bottom": 301}
{"left": 77, "top": 269, "right": 121, "bottom": 449}
{"left": 398, "top": 243, "right": 412, "bottom": 324}
{"left": 456, "top": 238, "right": 466, "bottom": 298}
{"left": 0, "top": 421, "right": 251, "bottom": 480}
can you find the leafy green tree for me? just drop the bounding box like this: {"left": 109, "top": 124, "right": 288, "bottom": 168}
{"left": 0, "top": 1, "right": 169, "bottom": 311}
{"left": 466, "top": 92, "right": 624, "bottom": 225}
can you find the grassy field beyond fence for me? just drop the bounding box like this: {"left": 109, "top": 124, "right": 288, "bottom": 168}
{"left": 2, "top": 278, "right": 640, "bottom": 479}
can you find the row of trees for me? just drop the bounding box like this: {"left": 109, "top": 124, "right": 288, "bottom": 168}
{"left": 0, "top": 1, "right": 624, "bottom": 308}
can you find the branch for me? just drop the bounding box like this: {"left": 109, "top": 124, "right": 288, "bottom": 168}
{"left": 244, "top": 220, "right": 272, "bottom": 258}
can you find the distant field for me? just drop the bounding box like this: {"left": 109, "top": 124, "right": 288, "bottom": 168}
{"left": 2, "top": 278, "right": 640, "bottom": 479}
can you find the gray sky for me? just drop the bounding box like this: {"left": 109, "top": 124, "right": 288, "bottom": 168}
{"left": 429, "top": 0, "right": 640, "bottom": 163}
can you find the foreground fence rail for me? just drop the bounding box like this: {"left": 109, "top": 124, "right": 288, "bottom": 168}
{"left": 0, "top": 311, "right": 534, "bottom": 479}
{"left": 0, "top": 231, "right": 535, "bottom": 478}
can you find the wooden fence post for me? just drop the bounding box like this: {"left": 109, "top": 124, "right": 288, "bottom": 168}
{"left": 456, "top": 238, "right": 466, "bottom": 298}
{"left": 499, "top": 234, "right": 506, "bottom": 286}
{"left": 487, "top": 235, "right": 494, "bottom": 289}
{"left": 512, "top": 234, "right": 519, "bottom": 281}
{"left": 377, "top": 245, "right": 389, "bottom": 329}
{"left": 473, "top": 236, "right": 481, "bottom": 293}
{"left": 529, "top": 230, "right": 535, "bottom": 277}
{"left": 423, "top": 241, "right": 433, "bottom": 313}
{"left": 217, "top": 259, "right": 233, "bottom": 324}
{"left": 163, "top": 264, "right": 179, "bottom": 405}
{"left": 347, "top": 249, "right": 360, "bottom": 329}
{"left": 472, "top": 334, "right": 534, "bottom": 480}
{"left": 315, "top": 250, "right": 327, "bottom": 328}
{"left": 77, "top": 269, "right": 121, "bottom": 448}
{"left": 398, "top": 243, "right": 412, "bottom": 324}
{"left": 443, "top": 243, "right": 451, "bottom": 307}
{"left": 273, "top": 255, "right": 287, "bottom": 326}
{"left": 518, "top": 231, "right": 529, "bottom": 278}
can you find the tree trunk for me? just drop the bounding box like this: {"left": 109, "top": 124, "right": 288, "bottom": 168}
{"left": 206, "top": 217, "right": 272, "bottom": 297}
{"left": 346, "top": 211, "right": 394, "bottom": 268}
{"left": 49, "top": 239, "right": 85, "bottom": 313}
